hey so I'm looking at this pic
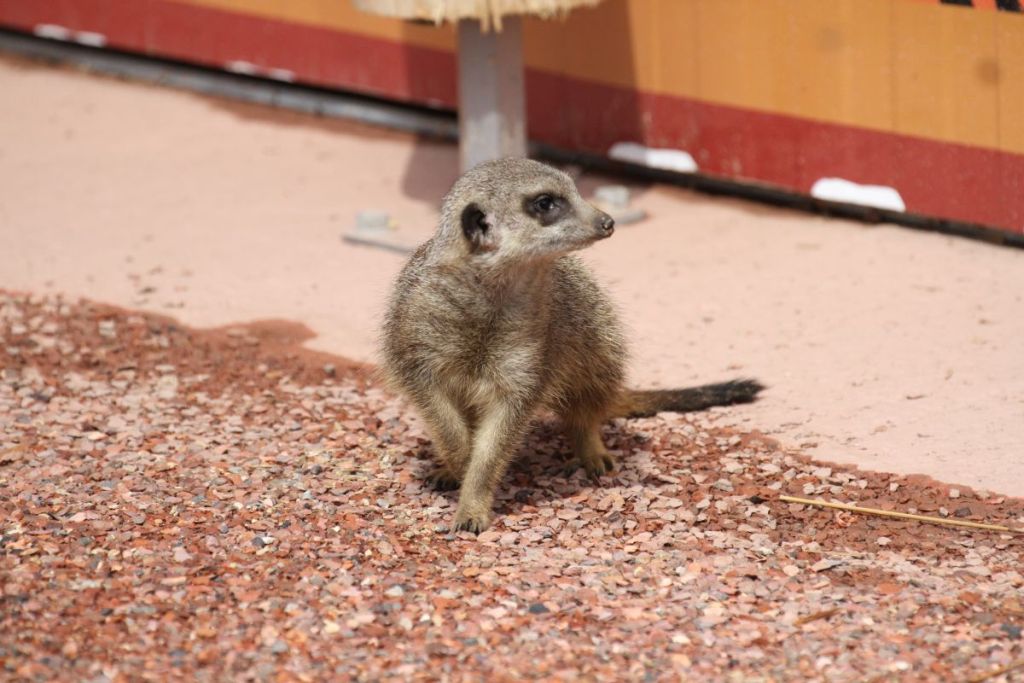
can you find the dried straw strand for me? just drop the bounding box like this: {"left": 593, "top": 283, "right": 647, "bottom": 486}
{"left": 966, "top": 657, "right": 1024, "bottom": 683}
{"left": 794, "top": 607, "right": 841, "bottom": 626}
{"left": 779, "top": 495, "right": 1022, "bottom": 534}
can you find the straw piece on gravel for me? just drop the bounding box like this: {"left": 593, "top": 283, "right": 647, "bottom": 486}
{"left": 779, "top": 495, "right": 1023, "bottom": 534}
{"left": 794, "top": 608, "right": 841, "bottom": 626}
{"left": 0, "top": 444, "right": 28, "bottom": 460}
{"left": 966, "top": 657, "right": 1024, "bottom": 683}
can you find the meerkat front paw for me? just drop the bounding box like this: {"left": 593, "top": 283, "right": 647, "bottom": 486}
{"left": 452, "top": 503, "right": 493, "bottom": 534}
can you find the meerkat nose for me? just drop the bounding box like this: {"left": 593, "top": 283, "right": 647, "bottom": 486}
{"left": 597, "top": 213, "right": 615, "bottom": 236}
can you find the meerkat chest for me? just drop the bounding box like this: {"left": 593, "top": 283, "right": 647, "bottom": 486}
{"left": 455, "top": 309, "right": 548, "bottom": 406}
{"left": 428, "top": 271, "right": 554, "bottom": 400}
{"left": 470, "top": 318, "right": 544, "bottom": 372}
{"left": 462, "top": 339, "right": 545, "bottom": 411}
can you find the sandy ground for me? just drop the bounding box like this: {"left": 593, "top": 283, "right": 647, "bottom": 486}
{"left": 1, "top": 54, "right": 1022, "bottom": 496}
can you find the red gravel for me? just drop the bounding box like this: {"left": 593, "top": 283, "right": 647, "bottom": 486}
{"left": 2, "top": 291, "right": 1022, "bottom": 682}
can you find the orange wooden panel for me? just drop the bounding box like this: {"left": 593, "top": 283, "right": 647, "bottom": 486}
{"left": 648, "top": 1, "right": 700, "bottom": 97}
{"left": 522, "top": 0, "right": 703, "bottom": 101}
{"left": 694, "top": 0, "right": 786, "bottom": 118}
{"left": 775, "top": 0, "right": 894, "bottom": 133}
{"left": 997, "top": 12, "right": 1024, "bottom": 153}
{"left": 892, "top": 1, "right": 1000, "bottom": 150}
{"left": 522, "top": 0, "right": 645, "bottom": 88}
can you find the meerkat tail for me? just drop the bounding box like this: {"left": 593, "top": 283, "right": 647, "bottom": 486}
{"left": 616, "top": 379, "right": 765, "bottom": 418}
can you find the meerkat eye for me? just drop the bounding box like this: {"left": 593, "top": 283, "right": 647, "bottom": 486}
{"left": 523, "top": 193, "right": 568, "bottom": 225}
{"left": 533, "top": 194, "right": 556, "bottom": 213}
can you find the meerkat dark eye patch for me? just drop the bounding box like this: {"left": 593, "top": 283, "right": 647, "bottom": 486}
{"left": 461, "top": 203, "right": 494, "bottom": 251}
{"left": 524, "top": 193, "right": 569, "bottom": 226}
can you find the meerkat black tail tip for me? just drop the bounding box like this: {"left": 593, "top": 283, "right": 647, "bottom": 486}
{"left": 619, "top": 379, "right": 765, "bottom": 419}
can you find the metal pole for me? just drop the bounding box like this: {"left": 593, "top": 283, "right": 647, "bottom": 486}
{"left": 457, "top": 16, "right": 527, "bottom": 172}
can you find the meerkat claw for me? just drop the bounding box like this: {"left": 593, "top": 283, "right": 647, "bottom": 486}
{"left": 452, "top": 509, "right": 491, "bottom": 534}
{"left": 563, "top": 454, "right": 615, "bottom": 482}
{"left": 582, "top": 455, "right": 615, "bottom": 479}
{"left": 600, "top": 456, "right": 617, "bottom": 474}
{"left": 425, "top": 467, "right": 461, "bottom": 491}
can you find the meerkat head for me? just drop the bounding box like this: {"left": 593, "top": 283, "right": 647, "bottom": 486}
{"left": 437, "top": 158, "right": 614, "bottom": 266}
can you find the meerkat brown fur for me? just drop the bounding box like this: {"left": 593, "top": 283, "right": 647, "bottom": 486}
{"left": 381, "top": 158, "right": 762, "bottom": 533}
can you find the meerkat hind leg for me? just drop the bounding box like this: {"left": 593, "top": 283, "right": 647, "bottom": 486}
{"left": 564, "top": 408, "right": 615, "bottom": 479}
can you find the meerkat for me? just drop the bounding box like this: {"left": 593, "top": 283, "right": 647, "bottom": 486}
{"left": 381, "top": 158, "right": 762, "bottom": 533}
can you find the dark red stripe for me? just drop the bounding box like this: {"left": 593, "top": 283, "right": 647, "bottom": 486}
{"left": 528, "top": 76, "right": 1021, "bottom": 231}
{"left": 1, "top": 0, "right": 1020, "bottom": 233}
{"left": 0, "top": 0, "right": 458, "bottom": 104}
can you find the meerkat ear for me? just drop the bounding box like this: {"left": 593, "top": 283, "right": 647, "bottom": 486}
{"left": 460, "top": 203, "right": 497, "bottom": 252}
